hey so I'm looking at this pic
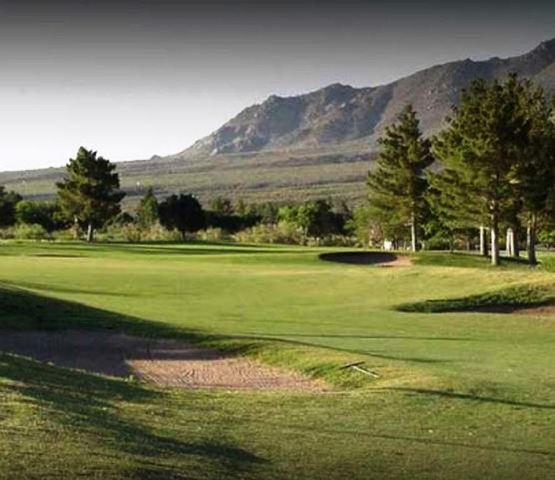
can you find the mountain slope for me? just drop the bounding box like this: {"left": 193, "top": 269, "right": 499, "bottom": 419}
{"left": 2, "top": 39, "right": 555, "bottom": 205}
{"left": 181, "top": 38, "right": 555, "bottom": 158}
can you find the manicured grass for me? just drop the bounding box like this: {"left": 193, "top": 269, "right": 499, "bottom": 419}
{"left": 0, "top": 241, "right": 554, "bottom": 479}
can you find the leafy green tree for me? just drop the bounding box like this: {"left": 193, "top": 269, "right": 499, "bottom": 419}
{"left": 433, "top": 76, "right": 531, "bottom": 265}
{"left": 16, "top": 200, "right": 64, "bottom": 233}
{"left": 0, "top": 186, "right": 22, "bottom": 227}
{"left": 57, "top": 147, "right": 125, "bottom": 242}
{"left": 136, "top": 188, "right": 159, "bottom": 228}
{"left": 278, "top": 200, "right": 342, "bottom": 238}
{"left": 367, "top": 105, "right": 433, "bottom": 252}
{"left": 158, "top": 194, "right": 205, "bottom": 240}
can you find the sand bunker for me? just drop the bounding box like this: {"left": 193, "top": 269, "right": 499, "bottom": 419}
{"left": 0, "top": 330, "right": 326, "bottom": 391}
{"left": 320, "top": 251, "right": 412, "bottom": 267}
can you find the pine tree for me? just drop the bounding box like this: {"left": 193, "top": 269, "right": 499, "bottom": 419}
{"left": 433, "top": 76, "right": 530, "bottom": 265}
{"left": 57, "top": 147, "right": 125, "bottom": 242}
{"left": 367, "top": 105, "right": 433, "bottom": 251}
{"left": 509, "top": 81, "right": 555, "bottom": 265}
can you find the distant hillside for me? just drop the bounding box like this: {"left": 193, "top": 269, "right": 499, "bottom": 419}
{"left": 2, "top": 38, "right": 555, "bottom": 205}
{"left": 181, "top": 38, "right": 555, "bottom": 158}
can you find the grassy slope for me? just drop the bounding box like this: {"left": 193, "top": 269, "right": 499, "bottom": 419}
{"left": 0, "top": 150, "right": 372, "bottom": 206}
{"left": 0, "top": 242, "right": 554, "bottom": 479}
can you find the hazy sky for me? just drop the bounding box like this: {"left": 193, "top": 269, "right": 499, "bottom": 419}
{"left": 1, "top": 0, "right": 554, "bottom": 170}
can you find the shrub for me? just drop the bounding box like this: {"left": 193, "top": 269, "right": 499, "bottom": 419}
{"left": 99, "top": 222, "right": 181, "bottom": 242}
{"left": 195, "top": 227, "right": 229, "bottom": 242}
{"left": 232, "top": 221, "right": 302, "bottom": 245}
{"left": 13, "top": 223, "right": 49, "bottom": 240}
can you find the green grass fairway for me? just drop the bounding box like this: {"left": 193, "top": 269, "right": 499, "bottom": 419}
{"left": 1, "top": 242, "right": 554, "bottom": 479}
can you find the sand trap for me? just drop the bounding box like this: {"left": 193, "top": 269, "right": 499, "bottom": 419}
{"left": 319, "top": 252, "right": 412, "bottom": 267}
{"left": 0, "top": 330, "right": 326, "bottom": 391}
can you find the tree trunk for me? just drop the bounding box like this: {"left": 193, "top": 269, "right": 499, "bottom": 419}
{"left": 86, "top": 222, "right": 94, "bottom": 243}
{"left": 410, "top": 213, "right": 418, "bottom": 253}
{"left": 506, "top": 228, "right": 514, "bottom": 257}
{"left": 490, "top": 216, "right": 500, "bottom": 266}
{"left": 513, "top": 226, "right": 520, "bottom": 258}
{"left": 479, "top": 225, "right": 488, "bottom": 256}
{"left": 527, "top": 215, "right": 538, "bottom": 266}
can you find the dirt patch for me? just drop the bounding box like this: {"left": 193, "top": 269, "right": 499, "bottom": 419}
{"left": 319, "top": 252, "right": 412, "bottom": 267}
{"left": 0, "top": 330, "right": 327, "bottom": 392}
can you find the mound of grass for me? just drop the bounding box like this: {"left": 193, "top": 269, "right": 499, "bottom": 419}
{"left": 414, "top": 251, "right": 531, "bottom": 269}
{"left": 398, "top": 282, "right": 555, "bottom": 313}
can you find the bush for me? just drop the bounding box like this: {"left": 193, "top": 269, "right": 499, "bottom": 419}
{"left": 232, "top": 222, "right": 302, "bottom": 245}
{"left": 305, "top": 235, "right": 357, "bottom": 247}
{"left": 13, "top": 223, "right": 49, "bottom": 240}
{"left": 99, "top": 222, "right": 181, "bottom": 242}
{"left": 195, "top": 227, "right": 229, "bottom": 242}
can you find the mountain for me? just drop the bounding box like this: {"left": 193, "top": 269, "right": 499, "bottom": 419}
{"left": 180, "top": 38, "right": 555, "bottom": 158}
{"left": 2, "top": 39, "right": 555, "bottom": 205}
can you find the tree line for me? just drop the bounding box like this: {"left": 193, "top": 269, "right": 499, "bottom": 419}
{"left": 1, "top": 73, "right": 553, "bottom": 263}
{"left": 365, "top": 74, "right": 555, "bottom": 266}
{"left": 0, "top": 146, "right": 351, "bottom": 243}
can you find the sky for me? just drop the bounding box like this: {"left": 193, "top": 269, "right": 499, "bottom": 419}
{"left": 1, "top": 0, "right": 554, "bottom": 171}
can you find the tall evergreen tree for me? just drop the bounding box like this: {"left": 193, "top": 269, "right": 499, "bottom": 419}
{"left": 57, "top": 147, "right": 125, "bottom": 242}
{"left": 509, "top": 82, "right": 555, "bottom": 265}
{"left": 433, "top": 76, "right": 530, "bottom": 265}
{"left": 367, "top": 105, "right": 433, "bottom": 251}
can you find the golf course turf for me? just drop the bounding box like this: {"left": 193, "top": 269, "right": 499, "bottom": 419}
{"left": 0, "top": 242, "right": 553, "bottom": 479}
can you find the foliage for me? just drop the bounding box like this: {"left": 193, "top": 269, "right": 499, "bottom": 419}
{"left": 56, "top": 147, "right": 125, "bottom": 241}
{"left": 195, "top": 227, "right": 229, "bottom": 242}
{"left": 0, "top": 186, "right": 22, "bottom": 227}
{"left": 398, "top": 282, "right": 555, "bottom": 313}
{"left": 278, "top": 200, "right": 346, "bottom": 238}
{"left": 432, "top": 75, "right": 549, "bottom": 265}
{"left": 13, "top": 223, "right": 49, "bottom": 240}
{"left": 367, "top": 105, "right": 433, "bottom": 251}
{"left": 158, "top": 193, "right": 206, "bottom": 240}
{"left": 15, "top": 200, "right": 65, "bottom": 232}
{"left": 136, "top": 187, "right": 159, "bottom": 228}
{"left": 232, "top": 221, "right": 302, "bottom": 244}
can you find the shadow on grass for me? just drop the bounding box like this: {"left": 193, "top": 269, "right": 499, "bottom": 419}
{"left": 413, "top": 251, "right": 533, "bottom": 269}
{"left": 248, "top": 332, "right": 475, "bottom": 341}
{"left": 0, "top": 354, "right": 266, "bottom": 476}
{"left": 234, "top": 333, "right": 454, "bottom": 365}
{"left": 0, "top": 279, "right": 140, "bottom": 298}
{"left": 0, "top": 282, "right": 206, "bottom": 340}
{"left": 0, "top": 282, "right": 268, "bottom": 476}
{"left": 239, "top": 417, "right": 555, "bottom": 457}
{"left": 391, "top": 387, "right": 555, "bottom": 410}
{"left": 397, "top": 283, "right": 555, "bottom": 313}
